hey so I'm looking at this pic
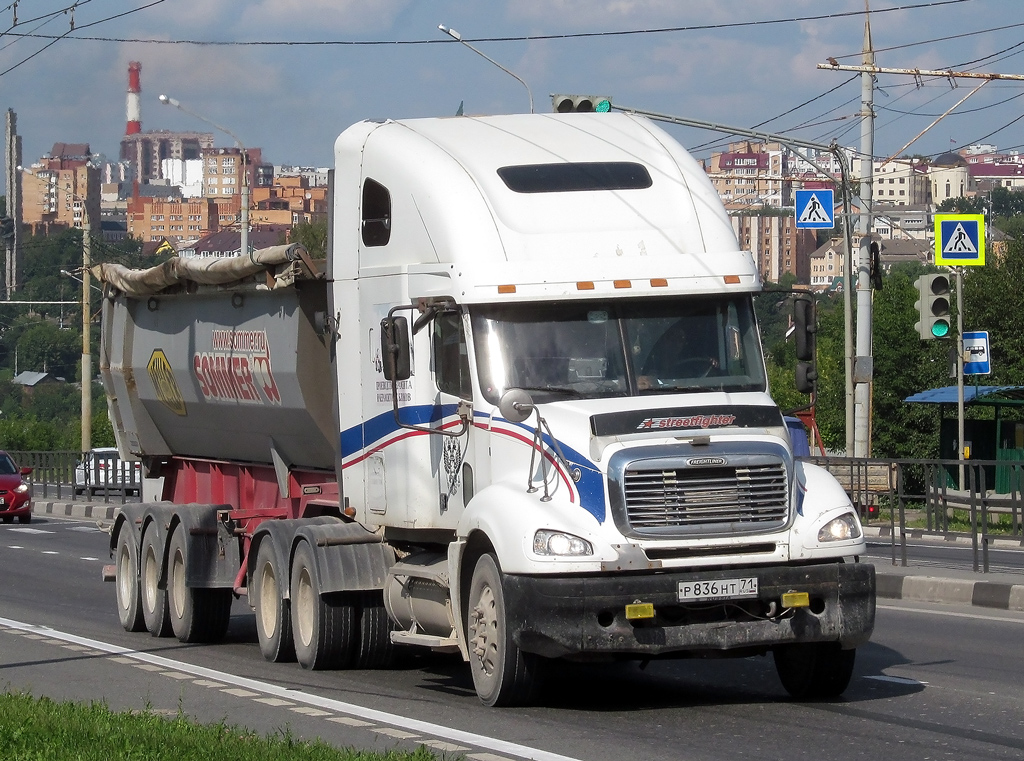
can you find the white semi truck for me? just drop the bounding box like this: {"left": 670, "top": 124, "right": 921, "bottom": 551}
{"left": 98, "top": 111, "right": 874, "bottom": 707}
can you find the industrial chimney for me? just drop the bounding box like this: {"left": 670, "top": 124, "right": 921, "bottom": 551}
{"left": 126, "top": 61, "right": 142, "bottom": 135}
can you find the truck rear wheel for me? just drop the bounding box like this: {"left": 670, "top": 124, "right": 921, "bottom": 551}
{"left": 290, "top": 541, "right": 357, "bottom": 670}
{"left": 114, "top": 528, "right": 145, "bottom": 632}
{"left": 774, "top": 642, "right": 856, "bottom": 699}
{"left": 466, "top": 553, "right": 544, "bottom": 707}
{"left": 140, "top": 526, "right": 172, "bottom": 637}
{"left": 167, "top": 524, "right": 232, "bottom": 643}
{"left": 253, "top": 538, "right": 295, "bottom": 662}
{"left": 352, "top": 591, "right": 395, "bottom": 669}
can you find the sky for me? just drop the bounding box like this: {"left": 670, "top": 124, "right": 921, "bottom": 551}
{"left": 2, "top": 0, "right": 1024, "bottom": 171}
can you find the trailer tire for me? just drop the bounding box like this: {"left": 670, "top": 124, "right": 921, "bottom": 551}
{"left": 253, "top": 538, "right": 295, "bottom": 662}
{"left": 140, "top": 526, "right": 173, "bottom": 637}
{"left": 466, "top": 553, "right": 544, "bottom": 707}
{"left": 774, "top": 642, "right": 856, "bottom": 700}
{"left": 167, "top": 524, "right": 232, "bottom": 643}
{"left": 353, "top": 591, "right": 395, "bottom": 669}
{"left": 290, "top": 541, "right": 357, "bottom": 670}
{"left": 114, "top": 528, "right": 145, "bottom": 632}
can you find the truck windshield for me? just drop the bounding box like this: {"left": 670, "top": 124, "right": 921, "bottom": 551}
{"left": 471, "top": 296, "right": 766, "bottom": 405}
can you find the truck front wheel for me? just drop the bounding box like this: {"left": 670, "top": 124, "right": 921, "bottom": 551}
{"left": 140, "top": 526, "right": 172, "bottom": 637}
{"left": 290, "top": 541, "right": 357, "bottom": 670}
{"left": 167, "top": 524, "right": 232, "bottom": 643}
{"left": 774, "top": 642, "right": 856, "bottom": 699}
{"left": 114, "top": 528, "right": 145, "bottom": 632}
{"left": 253, "top": 538, "right": 295, "bottom": 662}
{"left": 466, "top": 553, "right": 544, "bottom": 707}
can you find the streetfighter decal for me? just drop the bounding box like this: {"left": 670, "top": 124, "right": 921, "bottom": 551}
{"left": 147, "top": 349, "right": 186, "bottom": 416}
{"left": 636, "top": 414, "right": 736, "bottom": 430}
{"left": 193, "top": 329, "right": 282, "bottom": 405}
{"left": 590, "top": 405, "right": 785, "bottom": 437}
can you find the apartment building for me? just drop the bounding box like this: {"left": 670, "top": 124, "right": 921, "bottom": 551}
{"left": 731, "top": 214, "right": 815, "bottom": 284}
{"left": 707, "top": 141, "right": 789, "bottom": 211}
{"left": 20, "top": 143, "right": 101, "bottom": 231}
{"left": 860, "top": 156, "right": 931, "bottom": 206}
{"left": 201, "top": 147, "right": 271, "bottom": 199}
{"left": 127, "top": 196, "right": 233, "bottom": 242}
{"left": 250, "top": 175, "right": 328, "bottom": 227}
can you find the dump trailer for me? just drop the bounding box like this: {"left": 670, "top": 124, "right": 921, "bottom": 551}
{"left": 99, "top": 112, "right": 874, "bottom": 706}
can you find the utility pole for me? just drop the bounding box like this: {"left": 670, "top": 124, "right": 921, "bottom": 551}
{"left": 81, "top": 165, "right": 99, "bottom": 455}
{"left": 854, "top": 7, "right": 874, "bottom": 457}
{"left": 4, "top": 109, "right": 22, "bottom": 299}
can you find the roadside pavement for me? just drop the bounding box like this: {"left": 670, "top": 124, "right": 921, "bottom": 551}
{"left": 28, "top": 499, "right": 1024, "bottom": 613}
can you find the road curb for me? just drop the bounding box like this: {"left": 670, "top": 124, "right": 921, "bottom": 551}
{"left": 873, "top": 568, "right": 1024, "bottom": 612}
{"left": 33, "top": 500, "right": 121, "bottom": 521}
{"left": 864, "top": 524, "right": 1024, "bottom": 549}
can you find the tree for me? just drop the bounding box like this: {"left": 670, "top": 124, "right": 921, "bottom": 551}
{"left": 288, "top": 218, "right": 328, "bottom": 259}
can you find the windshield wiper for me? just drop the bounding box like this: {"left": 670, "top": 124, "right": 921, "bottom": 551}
{"left": 513, "top": 385, "right": 586, "bottom": 399}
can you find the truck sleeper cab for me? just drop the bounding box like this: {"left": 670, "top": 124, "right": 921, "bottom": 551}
{"left": 100, "top": 112, "right": 873, "bottom": 708}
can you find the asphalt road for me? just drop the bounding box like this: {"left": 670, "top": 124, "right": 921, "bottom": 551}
{"left": 864, "top": 538, "right": 1024, "bottom": 576}
{"left": 3, "top": 515, "right": 1024, "bottom": 761}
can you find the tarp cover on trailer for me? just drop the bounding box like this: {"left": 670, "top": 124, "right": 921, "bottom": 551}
{"left": 90, "top": 244, "right": 308, "bottom": 298}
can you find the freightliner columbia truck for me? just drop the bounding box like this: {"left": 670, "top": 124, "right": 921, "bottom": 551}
{"left": 97, "top": 111, "right": 874, "bottom": 707}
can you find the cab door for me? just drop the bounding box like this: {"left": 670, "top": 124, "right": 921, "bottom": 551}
{"left": 430, "top": 309, "right": 475, "bottom": 523}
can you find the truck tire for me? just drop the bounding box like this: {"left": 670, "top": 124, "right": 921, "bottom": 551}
{"left": 140, "top": 526, "right": 173, "bottom": 637}
{"left": 466, "top": 553, "right": 544, "bottom": 707}
{"left": 253, "top": 538, "right": 295, "bottom": 662}
{"left": 114, "top": 528, "right": 145, "bottom": 632}
{"left": 774, "top": 642, "right": 856, "bottom": 699}
{"left": 352, "top": 591, "right": 395, "bottom": 669}
{"left": 290, "top": 541, "right": 357, "bottom": 670}
{"left": 167, "top": 524, "right": 232, "bottom": 643}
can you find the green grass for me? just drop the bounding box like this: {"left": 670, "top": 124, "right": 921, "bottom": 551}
{"left": 0, "top": 691, "right": 444, "bottom": 761}
{"left": 903, "top": 508, "right": 1021, "bottom": 536}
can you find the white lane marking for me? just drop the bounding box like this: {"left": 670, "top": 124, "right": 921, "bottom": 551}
{"left": 0, "top": 615, "right": 586, "bottom": 761}
{"left": 81, "top": 557, "right": 99, "bottom": 561}
{"left": 8, "top": 528, "right": 54, "bottom": 534}
{"left": 864, "top": 675, "right": 927, "bottom": 686}
{"left": 7, "top": 545, "right": 23, "bottom": 549}
{"left": 68, "top": 526, "right": 101, "bottom": 533}
{"left": 42, "top": 551, "right": 59, "bottom": 555}
{"left": 255, "top": 697, "right": 293, "bottom": 707}
{"left": 878, "top": 603, "right": 1024, "bottom": 625}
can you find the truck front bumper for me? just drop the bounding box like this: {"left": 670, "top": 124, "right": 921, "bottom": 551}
{"left": 503, "top": 561, "right": 875, "bottom": 659}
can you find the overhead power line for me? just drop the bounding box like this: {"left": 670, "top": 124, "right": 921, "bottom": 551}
{"left": 0, "top": 0, "right": 976, "bottom": 46}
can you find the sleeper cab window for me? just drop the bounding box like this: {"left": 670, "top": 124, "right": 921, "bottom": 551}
{"left": 362, "top": 178, "right": 391, "bottom": 247}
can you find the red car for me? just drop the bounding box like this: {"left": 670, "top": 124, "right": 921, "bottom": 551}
{"left": 0, "top": 451, "right": 32, "bottom": 524}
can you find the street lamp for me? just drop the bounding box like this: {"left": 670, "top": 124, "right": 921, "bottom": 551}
{"left": 438, "top": 24, "right": 534, "bottom": 114}
{"left": 158, "top": 94, "right": 250, "bottom": 257}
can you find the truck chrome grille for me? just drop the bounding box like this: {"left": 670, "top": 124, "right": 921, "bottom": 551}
{"left": 622, "top": 463, "right": 788, "bottom": 534}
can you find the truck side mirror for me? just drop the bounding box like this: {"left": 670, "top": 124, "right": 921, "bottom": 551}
{"left": 381, "top": 316, "right": 411, "bottom": 381}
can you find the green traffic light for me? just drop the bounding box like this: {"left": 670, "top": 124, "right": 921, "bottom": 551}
{"left": 932, "top": 321, "right": 950, "bottom": 338}
{"left": 595, "top": 99, "right": 611, "bottom": 113}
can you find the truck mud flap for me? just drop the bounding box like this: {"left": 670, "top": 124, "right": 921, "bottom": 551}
{"left": 293, "top": 520, "right": 396, "bottom": 595}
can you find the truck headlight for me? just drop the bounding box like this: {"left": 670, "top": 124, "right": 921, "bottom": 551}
{"left": 817, "top": 513, "right": 861, "bottom": 542}
{"left": 533, "top": 530, "right": 593, "bottom": 556}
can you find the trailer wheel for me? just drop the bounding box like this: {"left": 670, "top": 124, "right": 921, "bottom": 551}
{"left": 114, "top": 528, "right": 145, "bottom": 632}
{"left": 466, "top": 553, "right": 544, "bottom": 707}
{"left": 290, "top": 541, "right": 356, "bottom": 670}
{"left": 167, "top": 524, "right": 232, "bottom": 643}
{"left": 140, "top": 526, "right": 172, "bottom": 637}
{"left": 253, "top": 538, "right": 295, "bottom": 662}
{"left": 352, "top": 591, "right": 395, "bottom": 669}
{"left": 774, "top": 642, "right": 856, "bottom": 700}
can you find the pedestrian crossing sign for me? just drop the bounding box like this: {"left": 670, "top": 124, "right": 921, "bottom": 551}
{"left": 934, "top": 214, "right": 985, "bottom": 266}
{"left": 794, "top": 189, "right": 834, "bottom": 229}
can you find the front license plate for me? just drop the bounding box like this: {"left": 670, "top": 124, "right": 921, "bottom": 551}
{"left": 678, "top": 577, "right": 758, "bottom": 602}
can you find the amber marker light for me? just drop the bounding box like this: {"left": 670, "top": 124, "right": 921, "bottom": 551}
{"left": 576, "top": 281, "right": 595, "bottom": 290}
{"left": 498, "top": 284, "right": 517, "bottom": 294}
{"left": 724, "top": 275, "right": 741, "bottom": 284}
{"left": 613, "top": 280, "right": 631, "bottom": 289}
{"left": 650, "top": 278, "right": 668, "bottom": 287}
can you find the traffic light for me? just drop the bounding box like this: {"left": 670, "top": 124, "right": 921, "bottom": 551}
{"left": 0, "top": 216, "right": 14, "bottom": 242}
{"left": 551, "top": 94, "right": 612, "bottom": 113}
{"left": 793, "top": 295, "right": 817, "bottom": 394}
{"left": 914, "top": 273, "right": 951, "bottom": 340}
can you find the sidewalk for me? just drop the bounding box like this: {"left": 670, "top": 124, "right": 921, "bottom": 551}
{"left": 30, "top": 500, "right": 1024, "bottom": 613}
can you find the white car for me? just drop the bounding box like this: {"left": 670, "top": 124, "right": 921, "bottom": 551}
{"left": 74, "top": 448, "right": 142, "bottom": 495}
